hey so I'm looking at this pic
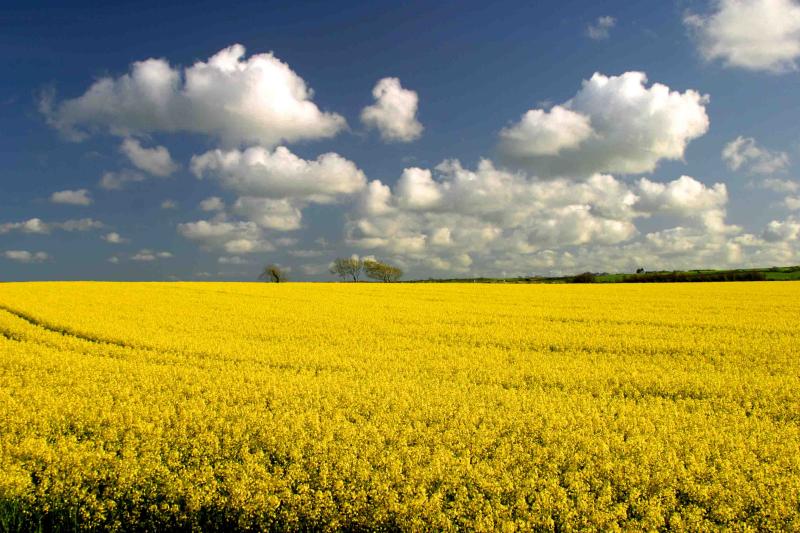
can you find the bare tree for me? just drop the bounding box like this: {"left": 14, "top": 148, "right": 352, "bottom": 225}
{"left": 364, "top": 259, "right": 403, "bottom": 282}
{"left": 330, "top": 257, "right": 364, "bottom": 282}
{"left": 259, "top": 264, "right": 288, "bottom": 283}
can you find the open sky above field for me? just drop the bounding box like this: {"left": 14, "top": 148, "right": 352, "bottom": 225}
{"left": 1, "top": 0, "right": 800, "bottom": 281}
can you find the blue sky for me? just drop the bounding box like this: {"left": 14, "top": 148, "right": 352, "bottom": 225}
{"left": 2, "top": 0, "right": 800, "bottom": 280}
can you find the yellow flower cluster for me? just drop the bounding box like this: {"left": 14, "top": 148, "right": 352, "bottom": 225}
{"left": 1, "top": 282, "right": 799, "bottom": 530}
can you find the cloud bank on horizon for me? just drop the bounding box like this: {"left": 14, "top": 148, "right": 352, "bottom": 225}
{"left": 4, "top": 0, "right": 800, "bottom": 279}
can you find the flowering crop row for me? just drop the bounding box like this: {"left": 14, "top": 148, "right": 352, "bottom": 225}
{"left": 0, "top": 282, "right": 799, "bottom": 530}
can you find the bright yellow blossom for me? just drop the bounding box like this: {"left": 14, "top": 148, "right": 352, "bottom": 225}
{"left": 0, "top": 282, "right": 799, "bottom": 530}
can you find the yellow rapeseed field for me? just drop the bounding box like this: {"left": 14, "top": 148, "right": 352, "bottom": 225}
{"left": 1, "top": 281, "right": 799, "bottom": 531}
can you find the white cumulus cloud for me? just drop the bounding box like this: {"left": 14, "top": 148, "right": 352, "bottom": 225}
{"left": 361, "top": 77, "right": 423, "bottom": 142}
{"left": 199, "top": 196, "right": 225, "bottom": 212}
{"left": 0, "top": 218, "right": 103, "bottom": 234}
{"left": 722, "top": 136, "right": 790, "bottom": 174}
{"left": 785, "top": 196, "right": 800, "bottom": 210}
{"left": 763, "top": 217, "right": 800, "bottom": 241}
{"left": 191, "top": 146, "right": 366, "bottom": 202}
{"left": 685, "top": 0, "right": 800, "bottom": 72}
{"left": 50, "top": 189, "right": 92, "bottom": 206}
{"left": 99, "top": 169, "right": 148, "bottom": 190}
{"left": 346, "top": 158, "right": 741, "bottom": 275}
{"left": 232, "top": 197, "right": 303, "bottom": 231}
{"left": 395, "top": 168, "right": 444, "bottom": 210}
{"left": 131, "top": 249, "right": 173, "bottom": 261}
{"left": 55, "top": 218, "right": 104, "bottom": 232}
{"left": 102, "top": 232, "right": 126, "bottom": 244}
{"left": 3, "top": 250, "right": 49, "bottom": 263}
{"left": 498, "top": 72, "right": 709, "bottom": 176}
{"left": 177, "top": 218, "right": 274, "bottom": 254}
{"left": 0, "top": 218, "right": 49, "bottom": 234}
{"left": 43, "top": 43, "right": 346, "bottom": 146}
{"left": 762, "top": 178, "right": 800, "bottom": 193}
{"left": 218, "top": 256, "right": 249, "bottom": 265}
{"left": 499, "top": 106, "right": 593, "bottom": 157}
{"left": 637, "top": 176, "right": 733, "bottom": 233}
{"left": 120, "top": 138, "right": 178, "bottom": 176}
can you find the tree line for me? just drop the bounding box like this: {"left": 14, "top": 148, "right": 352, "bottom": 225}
{"left": 259, "top": 258, "right": 403, "bottom": 283}
{"left": 620, "top": 270, "right": 766, "bottom": 283}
